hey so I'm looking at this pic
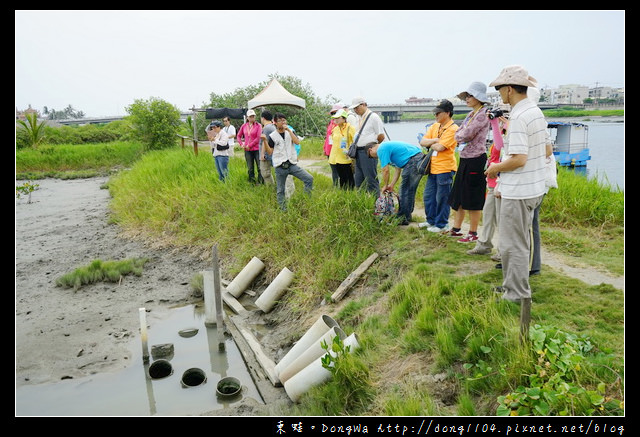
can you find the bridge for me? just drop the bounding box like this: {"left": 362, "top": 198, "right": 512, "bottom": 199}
{"left": 52, "top": 113, "right": 194, "bottom": 126}
{"left": 368, "top": 103, "right": 563, "bottom": 122}
{"left": 52, "top": 104, "right": 566, "bottom": 125}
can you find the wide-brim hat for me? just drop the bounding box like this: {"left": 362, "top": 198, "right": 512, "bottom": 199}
{"left": 489, "top": 65, "right": 538, "bottom": 88}
{"left": 457, "top": 81, "right": 489, "bottom": 103}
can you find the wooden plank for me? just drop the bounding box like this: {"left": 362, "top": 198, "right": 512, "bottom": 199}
{"left": 224, "top": 314, "right": 286, "bottom": 402}
{"left": 228, "top": 315, "right": 281, "bottom": 387}
{"left": 331, "top": 253, "right": 379, "bottom": 303}
{"left": 202, "top": 271, "right": 248, "bottom": 315}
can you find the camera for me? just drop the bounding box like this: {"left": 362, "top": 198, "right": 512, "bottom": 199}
{"left": 487, "top": 108, "right": 505, "bottom": 120}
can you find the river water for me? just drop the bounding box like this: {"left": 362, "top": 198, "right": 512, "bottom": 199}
{"left": 383, "top": 118, "right": 624, "bottom": 191}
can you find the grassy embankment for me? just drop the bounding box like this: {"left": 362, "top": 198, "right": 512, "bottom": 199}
{"left": 15, "top": 128, "right": 623, "bottom": 416}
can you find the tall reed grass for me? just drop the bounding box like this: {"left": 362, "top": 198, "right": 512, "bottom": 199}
{"left": 108, "top": 147, "right": 396, "bottom": 310}
{"left": 16, "top": 141, "right": 143, "bottom": 178}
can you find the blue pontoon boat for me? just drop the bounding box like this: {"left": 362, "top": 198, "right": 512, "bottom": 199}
{"left": 547, "top": 121, "right": 590, "bottom": 167}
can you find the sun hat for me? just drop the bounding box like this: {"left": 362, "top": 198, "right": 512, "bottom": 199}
{"left": 246, "top": 109, "right": 256, "bottom": 117}
{"left": 457, "top": 81, "right": 489, "bottom": 103}
{"left": 349, "top": 96, "right": 367, "bottom": 109}
{"left": 527, "top": 87, "right": 541, "bottom": 103}
{"left": 329, "top": 103, "right": 343, "bottom": 113}
{"left": 489, "top": 65, "right": 538, "bottom": 88}
{"left": 331, "top": 109, "right": 349, "bottom": 119}
{"left": 433, "top": 99, "right": 454, "bottom": 114}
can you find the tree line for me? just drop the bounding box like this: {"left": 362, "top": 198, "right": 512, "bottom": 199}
{"left": 16, "top": 74, "right": 338, "bottom": 150}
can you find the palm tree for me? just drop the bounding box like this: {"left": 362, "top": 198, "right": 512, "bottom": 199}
{"left": 17, "top": 112, "right": 47, "bottom": 148}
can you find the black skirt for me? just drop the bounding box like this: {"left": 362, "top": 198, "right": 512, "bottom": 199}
{"left": 448, "top": 154, "right": 487, "bottom": 211}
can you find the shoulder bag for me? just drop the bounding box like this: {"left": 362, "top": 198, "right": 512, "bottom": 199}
{"left": 347, "top": 112, "right": 373, "bottom": 159}
{"left": 417, "top": 148, "right": 434, "bottom": 175}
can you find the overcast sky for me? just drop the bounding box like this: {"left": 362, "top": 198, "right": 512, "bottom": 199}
{"left": 15, "top": 10, "right": 625, "bottom": 117}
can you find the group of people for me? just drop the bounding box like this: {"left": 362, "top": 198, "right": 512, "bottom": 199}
{"left": 369, "top": 65, "right": 552, "bottom": 304}
{"left": 206, "top": 108, "right": 313, "bottom": 211}
{"left": 205, "top": 64, "right": 552, "bottom": 304}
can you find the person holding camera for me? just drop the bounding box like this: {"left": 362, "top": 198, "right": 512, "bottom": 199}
{"left": 485, "top": 65, "right": 547, "bottom": 303}
{"left": 264, "top": 113, "right": 314, "bottom": 210}
{"left": 447, "top": 81, "right": 491, "bottom": 243}
{"left": 206, "top": 120, "right": 231, "bottom": 181}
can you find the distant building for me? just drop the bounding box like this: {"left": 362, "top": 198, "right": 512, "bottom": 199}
{"left": 487, "top": 84, "right": 624, "bottom": 106}
{"left": 405, "top": 96, "right": 433, "bottom": 105}
{"left": 16, "top": 106, "right": 39, "bottom": 120}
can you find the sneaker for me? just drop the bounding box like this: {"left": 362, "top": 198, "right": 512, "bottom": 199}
{"left": 444, "top": 228, "right": 463, "bottom": 237}
{"left": 457, "top": 233, "right": 479, "bottom": 243}
{"left": 490, "top": 253, "right": 502, "bottom": 262}
{"left": 417, "top": 221, "right": 431, "bottom": 228}
{"left": 427, "top": 225, "right": 444, "bottom": 232}
{"left": 467, "top": 245, "right": 490, "bottom": 255}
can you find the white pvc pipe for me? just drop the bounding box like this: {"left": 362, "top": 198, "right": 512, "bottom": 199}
{"left": 284, "top": 333, "right": 360, "bottom": 403}
{"left": 226, "top": 257, "right": 265, "bottom": 298}
{"left": 278, "top": 326, "right": 346, "bottom": 384}
{"left": 139, "top": 308, "right": 149, "bottom": 363}
{"left": 274, "top": 315, "right": 339, "bottom": 377}
{"left": 254, "top": 267, "right": 294, "bottom": 313}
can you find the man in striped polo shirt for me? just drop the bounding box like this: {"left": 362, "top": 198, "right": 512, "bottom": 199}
{"left": 485, "top": 65, "right": 547, "bottom": 303}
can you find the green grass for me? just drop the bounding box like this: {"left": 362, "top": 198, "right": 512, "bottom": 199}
{"left": 55, "top": 258, "right": 149, "bottom": 291}
{"left": 18, "top": 137, "right": 624, "bottom": 416}
{"left": 16, "top": 141, "right": 144, "bottom": 179}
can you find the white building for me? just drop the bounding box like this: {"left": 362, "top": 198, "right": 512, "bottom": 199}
{"left": 486, "top": 84, "right": 623, "bottom": 106}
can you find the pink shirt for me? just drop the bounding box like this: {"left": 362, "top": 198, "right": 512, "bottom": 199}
{"left": 237, "top": 122, "right": 262, "bottom": 151}
{"left": 324, "top": 120, "right": 337, "bottom": 156}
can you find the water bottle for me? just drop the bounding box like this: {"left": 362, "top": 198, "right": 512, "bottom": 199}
{"left": 340, "top": 137, "right": 347, "bottom": 155}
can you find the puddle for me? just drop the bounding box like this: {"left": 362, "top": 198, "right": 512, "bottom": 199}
{"left": 15, "top": 304, "right": 264, "bottom": 416}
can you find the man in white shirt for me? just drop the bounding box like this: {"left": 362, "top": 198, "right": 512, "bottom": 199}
{"left": 485, "top": 65, "right": 547, "bottom": 303}
{"left": 222, "top": 116, "right": 236, "bottom": 147}
{"left": 264, "top": 113, "right": 314, "bottom": 210}
{"left": 349, "top": 96, "right": 386, "bottom": 197}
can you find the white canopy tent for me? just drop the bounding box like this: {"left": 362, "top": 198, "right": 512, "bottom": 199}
{"left": 247, "top": 78, "right": 306, "bottom": 109}
{"left": 247, "top": 78, "right": 322, "bottom": 135}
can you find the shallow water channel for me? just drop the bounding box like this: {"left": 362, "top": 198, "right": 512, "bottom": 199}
{"left": 15, "top": 303, "right": 263, "bottom": 416}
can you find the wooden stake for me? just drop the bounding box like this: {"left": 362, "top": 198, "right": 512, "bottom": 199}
{"left": 519, "top": 297, "right": 532, "bottom": 344}
{"left": 212, "top": 245, "right": 225, "bottom": 351}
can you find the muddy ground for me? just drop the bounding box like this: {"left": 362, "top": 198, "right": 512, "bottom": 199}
{"left": 15, "top": 175, "right": 623, "bottom": 417}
